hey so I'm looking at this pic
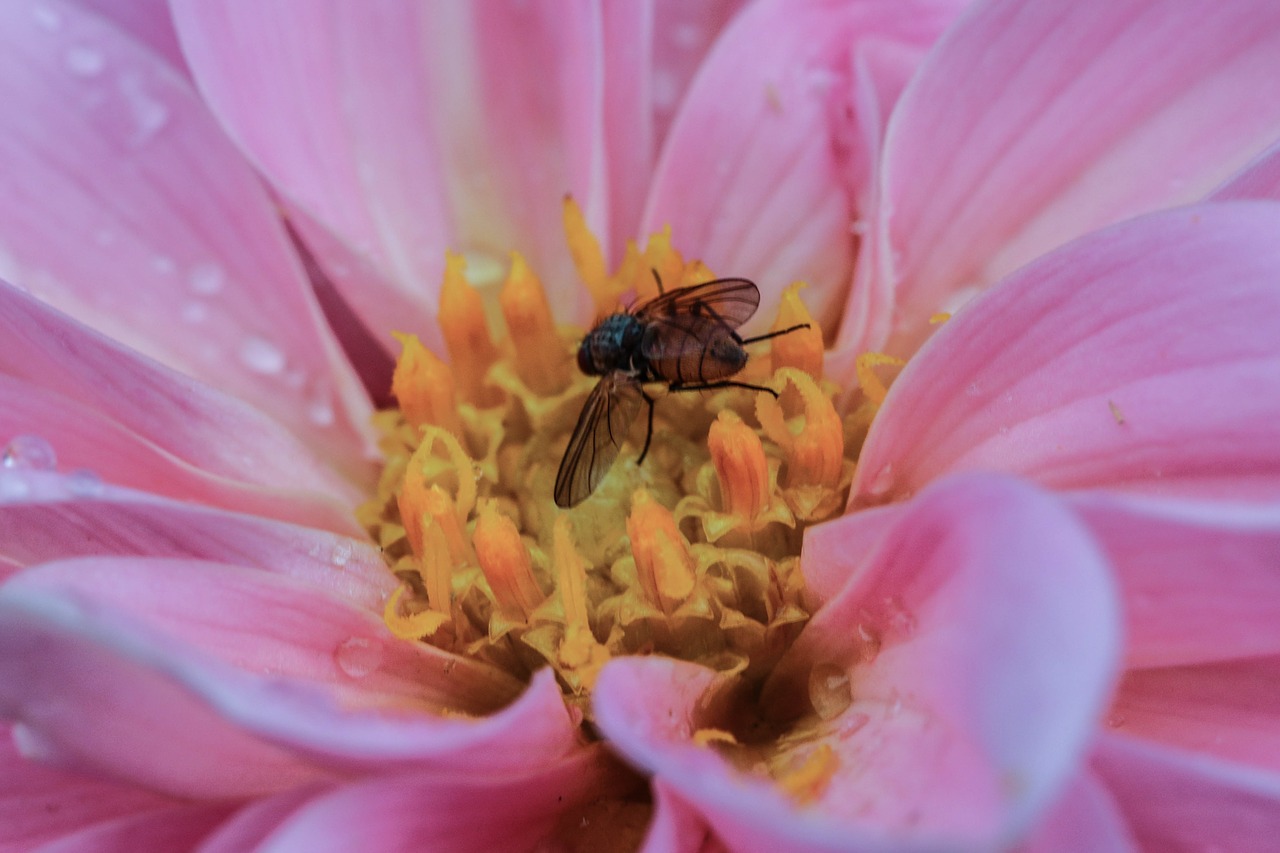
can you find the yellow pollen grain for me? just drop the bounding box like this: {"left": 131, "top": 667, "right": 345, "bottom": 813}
{"left": 627, "top": 489, "right": 697, "bottom": 614}
{"left": 562, "top": 195, "right": 613, "bottom": 313}
{"left": 929, "top": 311, "right": 951, "bottom": 324}
{"left": 473, "top": 499, "right": 545, "bottom": 621}
{"left": 499, "top": 251, "right": 570, "bottom": 395}
{"left": 390, "top": 331, "right": 465, "bottom": 439}
{"left": 439, "top": 251, "right": 502, "bottom": 406}
{"left": 757, "top": 369, "right": 843, "bottom": 490}
{"left": 708, "top": 411, "right": 769, "bottom": 522}
{"left": 693, "top": 728, "right": 739, "bottom": 747}
{"left": 854, "top": 352, "right": 906, "bottom": 407}
{"left": 770, "top": 282, "right": 824, "bottom": 378}
{"left": 777, "top": 744, "right": 838, "bottom": 804}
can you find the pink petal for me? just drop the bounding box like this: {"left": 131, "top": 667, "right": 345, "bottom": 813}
{"left": 0, "top": 723, "right": 180, "bottom": 851}
{"left": 1108, "top": 657, "right": 1280, "bottom": 773}
{"left": 0, "top": 279, "right": 362, "bottom": 507}
{"left": 851, "top": 0, "right": 1280, "bottom": 354}
{"left": 1209, "top": 139, "right": 1280, "bottom": 202}
{"left": 1021, "top": 771, "right": 1138, "bottom": 853}
{"left": 0, "top": 2, "right": 374, "bottom": 469}
{"left": 1093, "top": 733, "right": 1280, "bottom": 850}
{"left": 0, "top": 380, "right": 361, "bottom": 534}
{"left": 171, "top": 1, "right": 632, "bottom": 322}
{"left": 0, "top": 557, "right": 583, "bottom": 797}
{"left": 1070, "top": 492, "right": 1280, "bottom": 668}
{"left": 596, "top": 474, "right": 1119, "bottom": 849}
{"left": 250, "top": 749, "right": 627, "bottom": 853}
{"left": 643, "top": 0, "right": 964, "bottom": 335}
{"left": 192, "top": 786, "right": 324, "bottom": 853}
{"left": 641, "top": 782, "right": 725, "bottom": 853}
{"left": 0, "top": 474, "right": 389, "bottom": 608}
{"left": 29, "top": 804, "right": 235, "bottom": 853}
{"left": 65, "top": 0, "right": 186, "bottom": 73}
{"left": 853, "top": 203, "right": 1280, "bottom": 506}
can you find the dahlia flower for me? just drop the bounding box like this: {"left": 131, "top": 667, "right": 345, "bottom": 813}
{"left": 2, "top": 0, "right": 1279, "bottom": 851}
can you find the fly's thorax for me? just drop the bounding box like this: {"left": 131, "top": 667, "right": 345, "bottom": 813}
{"left": 578, "top": 312, "right": 644, "bottom": 376}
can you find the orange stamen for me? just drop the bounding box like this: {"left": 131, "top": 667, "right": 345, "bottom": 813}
{"left": 499, "top": 251, "right": 571, "bottom": 395}
{"left": 627, "top": 489, "right": 696, "bottom": 614}
{"left": 708, "top": 411, "right": 769, "bottom": 522}
{"left": 390, "top": 331, "right": 465, "bottom": 438}
{"left": 473, "top": 499, "right": 545, "bottom": 621}
{"left": 439, "top": 251, "right": 502, "bottom": 406}
{"left": 770, "top": 283, "right": 824, "bottom": 378}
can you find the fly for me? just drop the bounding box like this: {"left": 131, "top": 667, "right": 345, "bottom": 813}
{"left": 553, "top": 275, "right": 810, "bottom": 508}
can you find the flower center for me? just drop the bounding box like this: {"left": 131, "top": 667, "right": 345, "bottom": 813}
{"left": 359, "top": 199, "right": 861, "bottom": 721}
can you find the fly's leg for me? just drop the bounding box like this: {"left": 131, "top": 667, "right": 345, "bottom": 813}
{"left": 636, "top": 388, "right": 657, "bottom": 465}
{"left": 740, "top": 323, "right": 810, "bottom": 345}
{"left": 667, "top": 380, "right": 781, "bottom": 399}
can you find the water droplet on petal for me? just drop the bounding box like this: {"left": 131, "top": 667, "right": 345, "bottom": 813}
{"left": 239, "top": 336, "right": 286, "bottom": 375}
{"left": 865, "top": 463, "right": 894, "bottom": 497}
{"left": 883, "top": 595, "right": 917, "bottom": 639}
{"left": 181, "top": 301, "right": 208, "bottom": 325}
{"left": 66, "top": 468, "right": 104, "bottom": 496}
{"left": 330, "top": 540, "right": 353, "bottom": 567}
{"left": 65, "top": 45, "right": 105, "bottom": 76}
{"left": 117, "top": 70, "right": 169, "bottom": 146}
{"left": 308, "top": 399, "right": 335, "bottom": 427}
{"left": 3, "top": 435, "right": 57, "bottom": 471}
{"left": 334, "top": 636, "right": 382, "bottom": 678}
{"left": 837, "top": 711, "right": 870, "bottom": 739}
{"left": 965, "top": 382, "right": 982, "bottom": 397}
{"left": 188, "top": 262, "right": 225, "bottom": 295}
{"left": 94, "top": 228, "right": 117, "bottom": 247}
{"left": 10, "top": 723, "right": 57, "bottom": 760}
{"left": 150, "top": 254, "right": 176, "bottom": 275}
{"left": 808, "top": 662, "right": 853, "bottom": 721}
{"left": 31, "top": 4, "right": 61, "bottom": 31}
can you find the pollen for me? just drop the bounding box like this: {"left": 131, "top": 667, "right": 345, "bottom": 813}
{"left": 855, "top": 351, "right": 906, "bottom": 407}
{"left": 362, "top": 211, "right": 867, "bottom": 726}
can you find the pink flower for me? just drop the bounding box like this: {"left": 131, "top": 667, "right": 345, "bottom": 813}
{"left": 0, "top": 2, "right": 1278, "bottom": 852}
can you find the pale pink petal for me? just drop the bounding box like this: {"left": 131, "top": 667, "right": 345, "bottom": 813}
{"left": 649, "top": 1, "right": 749, "bottom": 150}
{"left": 1093, "top": 733, "right": 1280, "bottom": 850}
{"left": 65, "top": 0, "right": 185, "bottom": 72}
{"left": 0, "top": 380, "right": 361, "bottom": 534}
{"left": 193, "top": 786, "right": 325, "bottom": 853}
{"left": 250, "top": 748, "right": 624, "bottom": 853}
{"left": 1209, "top": 139, "right": 1280, "bottom": 202}
{"left": 796, "top": 500, "right": 907, "bottom": 605}
{"left": 643, "top": 0, "right": 964, "bottom": 335}
{"left": 1070, "top": 492, "right": 1280, "bottom": 668}
{"left": 171, "top": 1, "right": 632, "bottom": 322}
{"left": 853, "top": 203, "right": 1280, "bottom": 506}
{"left": 0, "top": 723, "right": 180, "bottom": 852}
{"left": 851, "top": 0, "right": 1280, "bottom": 354}
{"left": 0, "top": 557, "right": 582, "bottom": 796}
{"left": 0, "top": 474, "right": 389, "bottom": 608}
{"left": 1108, "top": 657, "right": 1280, "bottom": 773}
{"left": 0, "top": 279, "right": 362, "bottom": 506}
{"left": 640, "top": 782, "right": 725, "bottom": 853}
{"left": 1021, "top": 771, "right": 1138, "bottom": 853}
{"left": 597, "top": 474, "right": 1119, "bottom": 850}
{"left": 30, "top": 805, "right": 235, "bottom": 853}
{"left": 0, "top": 1, "right": 374, "bottom": 468}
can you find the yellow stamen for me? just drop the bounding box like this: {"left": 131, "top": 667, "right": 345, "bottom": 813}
{"left": 499, "top": 251, "right": 570, "bottom": 395}
{"left": 390, "top": 332, "right": 465, "bottom": 438}
{"left": 770, "top": 283, "right": 824, "bottom": 378}
{"left": 473, "top": 499, "right": 545, "bottom": 621}
{"left": 929, "top": 311, "right": 951, "bottom": 324}
{"left": 638, "top": 226, "right": 684, "bottom": 301}
{"left": 855, "top": 352, "right": 906, "bottom": 406}
{"left": 439, "top": 251, "right": 502, "bottom": 406}
{"left": 552, "top": 517, "right": 610, "bottom": 683}
{"left": 383, "top": 586, "right": 450, "bottom": 640}
{"left": 757, "top": 369, "right": 843, "bottom": 491}
{"left": 627, "top": 489, "right": 696, "bottom": 614}
{"left": 562, "top": 196, "right": 613, "bottom": 314}
{"left": 708, "top": 411, "right": 769, "bottom": 522}
{"left": 422, "top": 485, "right": 474, "bottom": 567}
{"left": 693, "top": 728, "right": 739, "bottom": 747}
{"left": 777, "top": 744, "right": 838, "bottom": 804}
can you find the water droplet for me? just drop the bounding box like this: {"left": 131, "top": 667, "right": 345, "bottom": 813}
{"left": 239, "top": 336, "right": 286, "bottom": 375}
{"left": 117, "top": 70, "right": 169, "bottom": 146}
{"left": 65, "top": 45, "right": 105, "bottom": 77}
{"left": 93, "top": 228, "right": 117, "bottom": 247}
{"left": 187, "top": 262, "right": 225, "bottom": 295}
{"left": 883, "top": 596, "right": 917, "bottom": 639}
{"left": 330, "top": 540, "right": 353, "bottom": 567}
{"left": 672, "top": 23, "right": 701, "bottom": 48}
{"left": 837, "top": 711, "right": 870, "bottom": 739}
{"left": 31, "top": 4, "right": 61, "bottom": 31}
{"left": 887, "top": 690, "right": 903, "bottom": 718}
{"left": 66, "top": 469, "right": 104, "bottom": 496}
{"left": 1107, "top": 713, "right": 1126, "bottom": 729}
{"left": 181, "top": 301, "right": 208, "bottom": 325}
{"left": 10, "top": 723, "right": 56, "bottom": 760}
{"left": 855, "top": 623, "right": 882, "bottom": 663}
{"left": 307, "top": 399, "right": 335, "bottom": 427}
{"left": 965, "top": 382, "right": 982, "bottom": 397}
{"left": 0, "top": 473, "right": 31, "bottom": 501}
{"left": 997, "top": 425, "right": 1009, "bottom": 435}
{"left": 808, "top": 662, "right": 853, "bottom": 721}
{"left": 2, "top": 435, "right": 57, "bottom": 471}
{"left": 334, "top": 636, "right": 382, "bottom": 678}
{"left": 865, "top": 463, "right": 894, "bottom": 497}
{"left": 150, "top": 254, "right": 176, "bottom": 275}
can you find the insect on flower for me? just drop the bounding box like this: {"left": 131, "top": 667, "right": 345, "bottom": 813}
{"left": 554, "top": 275, "right": 810, "bottom": 507}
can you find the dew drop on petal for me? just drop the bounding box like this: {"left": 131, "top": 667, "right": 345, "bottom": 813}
{"left": 31, "top": 4, "right": 61, "bottom": 31}
{"left": 181, "top": 301, "right": 208, "bottom": 325}
{"left": 865, "top": 463, "right": 894, "bottom": 498}
{"left": 882, "top": 595, "right": 917, "bottom": 639}
{"left": 330, "top": 540, "right": 353, "bottom": 567}
{"left": 334, "top": 636, "right": 382, "bottom": 678}
{"left": 809, "top": 662, "right": 853, "bottom": 721}
{"left": 150, "top": 254, "right": 176, "bottom": 275}
{"left": 308, "top": 399, "right": 335, "bottom": 427}
{"left": 2, "top": 435, "right": 57, "bottom": 471}
{"left": 965, "top": 382, "right": 982, "bottom": 397}
{"left": 187, "top": 262, "right": 225, "bottom": 295}
{"left": 10, "top": 723, "right": 58, "bottom": 761}
{"left": 66, "top": 468, "right": 104, "bottom": 496}
{"left": 65, "top": 45, "right": 105, "bottom": 77}
{"left": 117, "top": 70, "right": 169, "bottom": 146}
{"left": 838, "top": 712, "right": 870, "bottom": 740}
{"left": 239, "top": 336, "right": 286, "bottom": 375}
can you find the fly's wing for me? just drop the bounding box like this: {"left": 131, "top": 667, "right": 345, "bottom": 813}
{"left": 553, "top": 372, "right": 644, "bottom": 508}
{"left": 636, "top": 279, "right": 760, "bottom": 385}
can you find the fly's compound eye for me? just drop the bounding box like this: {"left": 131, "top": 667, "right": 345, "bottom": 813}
{"left": 576, "top": 340, "right": 595, "bottom": 376}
